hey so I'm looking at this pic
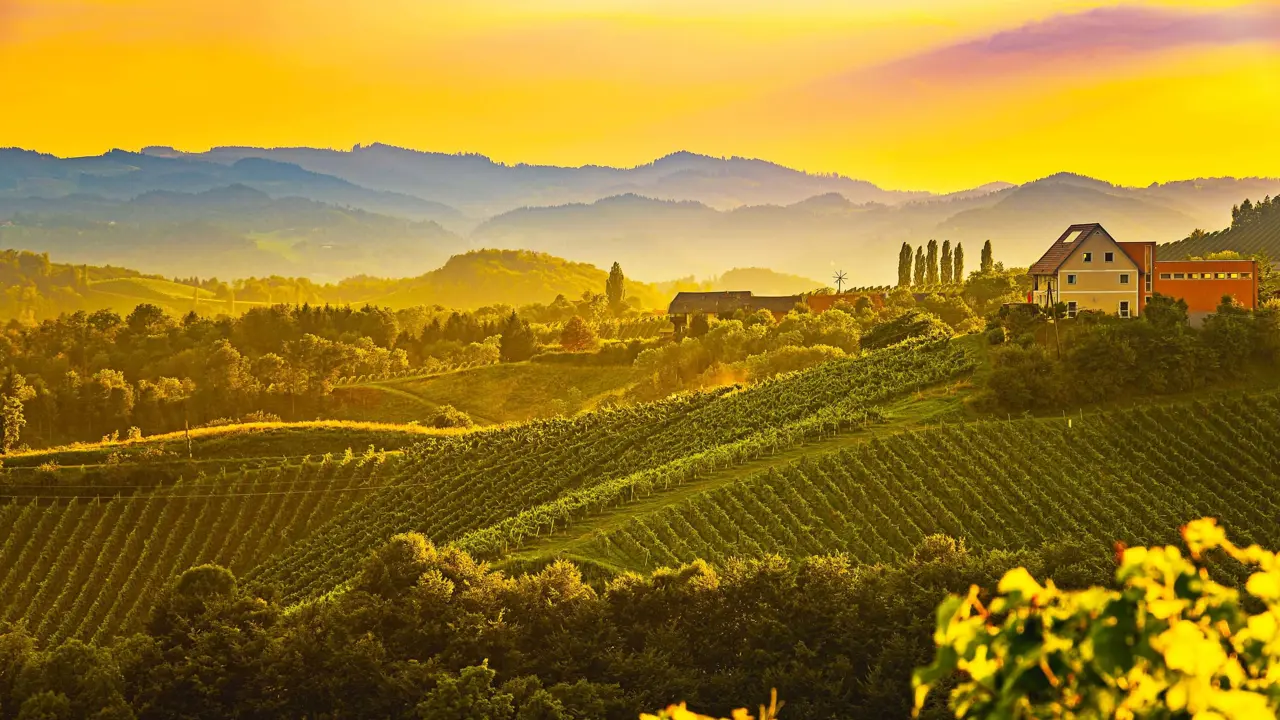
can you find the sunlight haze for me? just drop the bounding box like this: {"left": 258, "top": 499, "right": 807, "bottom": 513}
{"left": 3, "top": 0, "right": 1278, "bottom": 189}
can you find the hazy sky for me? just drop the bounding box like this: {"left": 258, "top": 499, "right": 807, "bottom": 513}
{"left": 3, "top": 0, "right": 1278, "bottom": 190}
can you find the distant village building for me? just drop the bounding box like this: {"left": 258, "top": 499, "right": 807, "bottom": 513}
{"left": 1030, "top": 223, "right": 1258, "bottom": 324}
{"left": 667, "top": 291, "right": 802, "bottom": 334}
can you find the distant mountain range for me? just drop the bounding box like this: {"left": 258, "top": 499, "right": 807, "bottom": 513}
{"left": 2, "top": 145, "right": 1278, "bottom": 284}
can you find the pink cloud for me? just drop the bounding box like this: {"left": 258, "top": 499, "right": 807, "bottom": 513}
{"left": 839, "top": 4, "right": 1280, "bottom": 87}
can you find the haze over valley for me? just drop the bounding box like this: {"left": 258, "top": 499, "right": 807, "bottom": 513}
{"left": 4, "top": 145, "right": 1278, "bottom": 284}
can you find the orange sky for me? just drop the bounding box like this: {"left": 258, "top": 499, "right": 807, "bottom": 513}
{"left": 2, "top": 0, "right": 1278, "bottom": 191}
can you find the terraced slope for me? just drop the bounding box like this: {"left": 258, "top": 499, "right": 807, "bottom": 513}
{"left": 505, "top": 394, "right": 1280, "bottom": 574}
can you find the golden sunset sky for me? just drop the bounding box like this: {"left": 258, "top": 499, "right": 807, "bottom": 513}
{"left": 3, "top": 0, "right": 1278, "bottom": 190}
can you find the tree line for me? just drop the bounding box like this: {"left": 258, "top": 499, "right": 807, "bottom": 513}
{"left": 0, "top": 530, "right": 1116, "bottom": 720}
{"left": 982, "top": 294, "right": 1280, "bottom": 411}
{"left": 896, "top": 239, "right": 988, "bottom": 288}
{"left": 0, "top": 263, "right": 648, "bottom": 450}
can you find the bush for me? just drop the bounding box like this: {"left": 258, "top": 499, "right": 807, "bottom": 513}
{"left": 429, "top": 405, "right": 474, "bottom": 429}
{"left": 861, "top": 310, "right": 953, "bottom": 350}
{"left": 916, "top": 518, "right": 1280, "bottom": 718}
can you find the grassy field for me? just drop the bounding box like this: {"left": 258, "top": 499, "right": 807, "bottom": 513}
{"left": 329, "top": 362, "right": 637, "bottom": 425}
{"left": 86, "top": 277, "right": 237, "bottom": 315}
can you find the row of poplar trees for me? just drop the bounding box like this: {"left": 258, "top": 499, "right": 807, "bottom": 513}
{"left": 896, "top": 239, "right": 995, "bottom": 287}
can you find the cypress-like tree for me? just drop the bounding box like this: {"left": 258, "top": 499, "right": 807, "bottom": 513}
{"left": 981, "top": 240, "right": 994, "bottom": 274}
{"left": 940, "top": 240, "right": 953, "bottom": 284}
{"left": 606, "top": 262, "right": 627, "bottom": 314}
{"left": 926, "top": 239, "right": 940, "bottom": 285}
{"left": 897, "top": 243, "right": 913, "bottom": 287}
{"left": 954, "top": 243, "right": 965, "bottom": 283}
{"left": 499, "top": 312, "right": 538, "bottom": 362}
{"left": 913, "top": 246, "right": 926, "bottom": 286}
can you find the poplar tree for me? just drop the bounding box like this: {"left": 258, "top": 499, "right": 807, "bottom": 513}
{"left": 954, "top": 243, "right": 966, "bottom": 283}
{"left": 940, "top": 240, "right": 953, "bottom": 284}
{"left": 913, "top": 246, "right": 926, "bottom": 286}
{"left": 897, "top": 243, "right": 913, "bottom": 287}
{"left": 981, "top": 240, "right": 995, "bottom": 274}
{"left": 926, "top": 239, "right": 940, "bottom": 285}
{"left": 606, "top": 262, "right": 627, "bottom": 314}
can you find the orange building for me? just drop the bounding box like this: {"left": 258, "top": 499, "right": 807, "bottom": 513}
{"left": 1030, "top": 223, "right": 1258, "bottom": 322}
{"left": 1153, "top": 259, "right": 1260, "bottom": 323}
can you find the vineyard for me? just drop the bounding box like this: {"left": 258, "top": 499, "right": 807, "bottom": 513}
{"left": 539, "top": 393, "right": 1280, "bottom": 574}
{"left": 0, "top": 335, "right": 970, "bottom": 639}
{"left": 0, "top": 450, "right": 411, "bottom": 643}
{"left": 245, "top": 335, "right": 973, "bottom": 603}
{"left": 1159, "top": 205, "right": 1280, "bottom": 259}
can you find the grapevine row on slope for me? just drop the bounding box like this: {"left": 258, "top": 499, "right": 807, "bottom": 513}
{"left": 569, "top": 393, "right": 1280, "bottom": 571}
{"left": 249, "top": 336, "right": 974, "bottom": 604}
{"left": 0, "top": 452, "right": 408, "bottom": 642}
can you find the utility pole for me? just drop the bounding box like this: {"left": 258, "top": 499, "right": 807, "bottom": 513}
{"left": 1050, "top": 280, "right": 1062, "bottom": 360}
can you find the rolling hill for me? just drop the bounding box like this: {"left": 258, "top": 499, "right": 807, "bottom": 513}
{"left": 0, "top": 185, "right": 467, "bottom": 281}
{"left": 0, "top": 334, "right": 971, "bottom": 638}
{"left": 6, "top": 324, "right": 1280, "bottom": 672}
{"left": 330, "top": 362, "right": 639, "bottom": 426}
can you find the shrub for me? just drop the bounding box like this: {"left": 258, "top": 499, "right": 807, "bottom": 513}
{"left": 429, "top": 405, "right": 475, "bottom": 429}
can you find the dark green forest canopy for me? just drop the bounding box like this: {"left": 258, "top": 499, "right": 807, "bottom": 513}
{"left": 0, "top": 529, "right": 1118, "bottom": 720}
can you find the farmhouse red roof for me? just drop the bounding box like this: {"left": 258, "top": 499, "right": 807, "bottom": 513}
{"left": 1028, "top": 223, "right": 1108, "bottom": 276}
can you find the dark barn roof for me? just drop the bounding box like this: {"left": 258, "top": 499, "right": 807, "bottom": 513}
{"left": 1029, "top": 223, "right": 1110, "bottom": 276}
{"left": 668, "top": 291, "right": 802, "bottom": 316}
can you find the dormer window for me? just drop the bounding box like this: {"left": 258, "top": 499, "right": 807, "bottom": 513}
{"left": 1104, "top": 252, "right": 1115, "bottom": 262}
{"left": 1082, "top": 252, "right": 1093, "bottom": 263}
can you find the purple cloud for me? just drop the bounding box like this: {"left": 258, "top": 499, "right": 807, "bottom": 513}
{"left": 840, "top": 4, "right": 1280, "bottom": 87}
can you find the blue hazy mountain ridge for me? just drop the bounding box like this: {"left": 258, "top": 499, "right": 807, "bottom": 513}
{"left": 0, "top": 182, "right": 466, "bottom": 280}
{"left": 468, "top": 174, "right": 1280, "bottom": 282}
{"left": 2, "top": 146, "right": 1278, "bottom": 284}
{"left": 0, "top": 148, "right": 465, "bottom": 229}
{"left": 153, "top": 145, "right": 935, "bottom": 216}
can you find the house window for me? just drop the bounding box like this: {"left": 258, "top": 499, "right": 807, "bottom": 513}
{"left": 1242, "top": 273, "right": 1253, "bottom": 279}
{"left": 1215, "top": 273, "right": 1227, "bottom": 279}
{"left": 1104, "top": 252, "right": 1115, "bottom": 262}
{"left": 1229, "top": 272, "right": 1240, "bottom": 279}
{"left": 1174, "top": 273, "right": 1185, "bottom": 279}
{"left": 1082, "top": 252, "right": 1093, "bottom": 262}
{"left": 1066, "top": 274, "right": 1077, "bottom": 285}
{"left": 1119, "top": 301, "right": 1131, "bottom": 318}
{"left": 1067, "top": 301, "right": 1078, "bottom": 318}
{"left": 1119, "top": 274, "right": 1130, "bottom": 285}
{"left": 1159, "top": 273, "right": 1172, "bottom": 280}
